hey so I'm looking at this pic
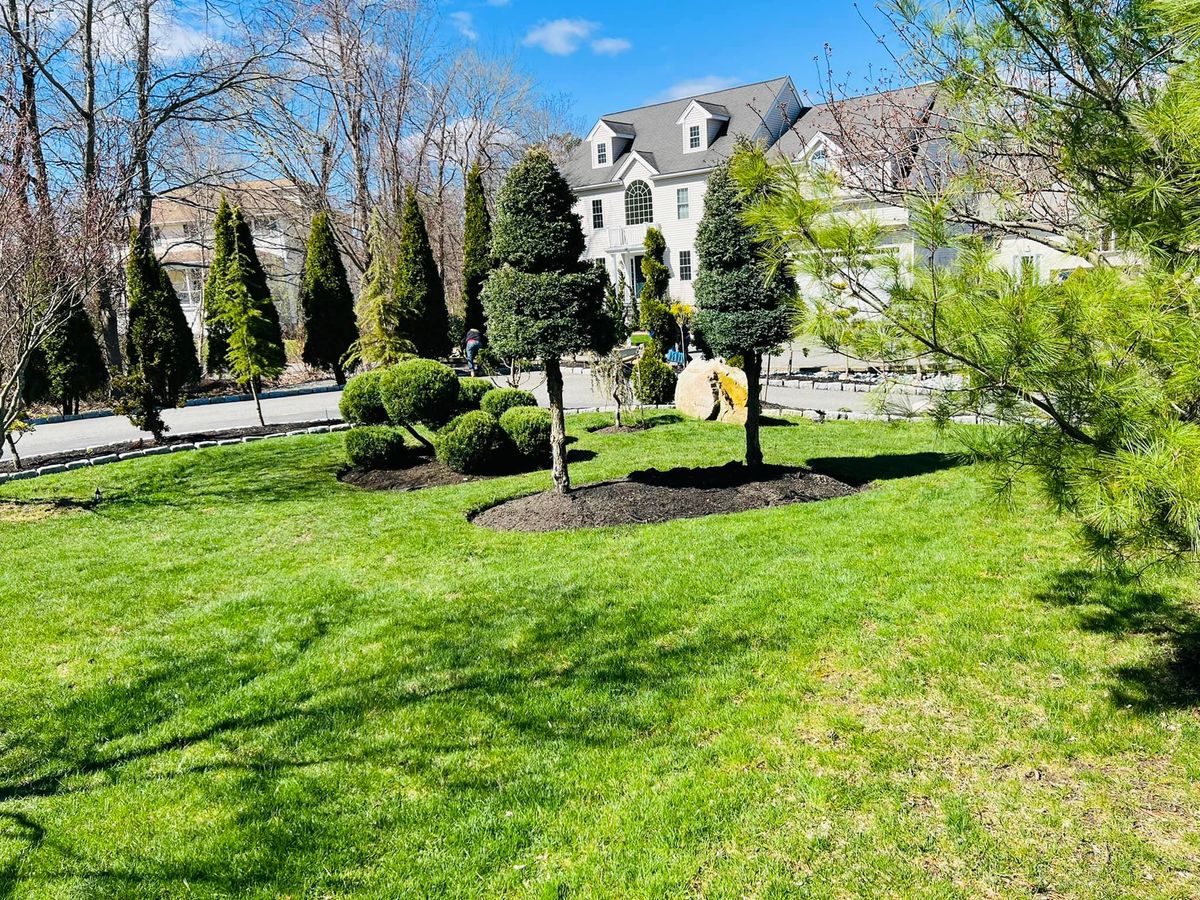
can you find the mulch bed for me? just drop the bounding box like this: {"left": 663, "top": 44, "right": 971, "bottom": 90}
{"left": 471, "top": 462, "right": 860, "bottom": 532}
{"left": 339, "top": 455, "right": 486, "bottom": 492}
{"left": 1, "top": 419, "right": 340, "bottom": 474}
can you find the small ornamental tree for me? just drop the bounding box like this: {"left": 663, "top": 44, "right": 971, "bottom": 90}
{"left": 299, "top": 212, "right": 358, "bottom": 384}
{"left": 203, "top": 196, "right": 235, "bottom": 374}
{"left": 694, "top": 157, "right": 797, "bottom": 467}
{"left": 118, "top": 229, "right": 201, "bottom": 437}
{"left": 229, "top": 206, "right": 288, "bottom": 375}
{"left": 35, "top": 301, "right": 108, "bottom": 415}
{"left": 461, "top": 162, "right": 493, "bottom": 336}
{"left": 591, "top": 264, "right": 635, "bottom": 427}
{"left": 395, "top": 187, "right": 449, "bottom": 359}
{"left": 639, "top": 227, "right": 673, "bottom": 354}
{"left": 219, "top": 239, "right": 287, "bottom": 426}
{"left": 482, "top": 146, "right": 614, "bottom": 493}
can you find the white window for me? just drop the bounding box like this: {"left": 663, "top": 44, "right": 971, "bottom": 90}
{"left": 688, "top": 125, "right": 701, "bottom": 150}
{"left": 676, "top": 187, "right": 689, "bottom": 219}
{"left": 591, "top": 199, "right": 604, "bottom": 230}
{"left": 678, "top": 250, "right": 692, "bottom": 281}
{"left": 597, "top": 142, "right": 607, "bottom": 165}
{"left": 1014, "top": 253, "right": 1042, "bottom": 280}
{"left": 810, "top": 145, "right": 830, "bottom": 171}
{"left": 624, "top": 180, "right": 653, "bottom": 226}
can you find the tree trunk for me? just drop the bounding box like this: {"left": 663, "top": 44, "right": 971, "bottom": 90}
{"left": 744, "top": 352, "right": 763, "bottom": 468}
{"left": 333, "top": 361, "right": 346, "bottom": 386}
{"left": 545, "top": 357, "right": 570, "bottom": 494}
{"left": 249, "top": 377, "right": 265, "bottom": 427}
{"left": 613, "top": 391, "right": 623, "bottom": 428}
{"left": 135, "top": 0, "right": 152, "bottom": 232}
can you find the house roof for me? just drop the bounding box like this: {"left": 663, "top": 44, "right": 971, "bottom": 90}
{"left": 773, "top": 85, "right": 939, "bottom": 163}
{"left": 150, "top": 178, "right": 307, "bottom": 226}
{"left": 562, "top": 77, "right": 795, "bottom": 189}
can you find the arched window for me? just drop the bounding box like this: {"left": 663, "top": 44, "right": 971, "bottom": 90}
{"left": 624, "top": 180, "right": 653, "bottom": 226}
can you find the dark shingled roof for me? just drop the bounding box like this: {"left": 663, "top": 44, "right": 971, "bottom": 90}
{"left": 562, "top": 77, "right": 794, "bottom": 189}
{"left": 774, "top": 85, "right": 939, "bottom": 162}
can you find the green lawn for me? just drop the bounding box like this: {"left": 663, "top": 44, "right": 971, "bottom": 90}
{"left": 1, "top": 416, "right": 1198, "bottom": 898}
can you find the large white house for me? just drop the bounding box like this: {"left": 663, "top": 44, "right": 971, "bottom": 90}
{"left": 562, "top": 77, "right": 1103, "bottom": 311}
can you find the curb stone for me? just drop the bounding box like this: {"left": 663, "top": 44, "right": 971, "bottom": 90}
{"left": 65, "top": 460, "right": 91, "bottom": 471}
{"left": 37, "top": 464, "right": 67, "bottom": 476}
{"left": 119, "top": 451, "right": 145, "bottom": 460}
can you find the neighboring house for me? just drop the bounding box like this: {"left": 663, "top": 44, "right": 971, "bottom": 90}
{"left": 563, "top": 78, "right": 1110, "bottom": 317}
{"left": 150, "top": 179, "right": 309, "bottom": 339}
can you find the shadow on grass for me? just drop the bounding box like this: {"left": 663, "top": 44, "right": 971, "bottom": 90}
{"left": 1038, "top": 568, "right": 1200, "bottom": 712}
{"left": 0, "top": 584, "right": 752, "bottom": 894}
{"left": 805, "top": 452, "right": 960, "bottom": 488}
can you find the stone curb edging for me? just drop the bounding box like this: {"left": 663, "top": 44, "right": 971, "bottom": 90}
{"left": 28, "top": 383, "right": 343, "bottom": 426}
{"left": 0, "top": 423, "right": 352, "bottom": 487}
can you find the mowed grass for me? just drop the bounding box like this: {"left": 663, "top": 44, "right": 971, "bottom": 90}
{"left": 0, "top": 416, "right": 1198, "bottom": 899}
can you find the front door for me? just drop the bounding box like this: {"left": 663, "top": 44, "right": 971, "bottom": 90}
{"left": 630, "top": 254, "right": 646, "bottom": 299}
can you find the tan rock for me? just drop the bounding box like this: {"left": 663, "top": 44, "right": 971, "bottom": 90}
{"left": 674, "top": 358, "right": 749, "bottom": 424}
{"left": 716, "top": 367, "right": 749, "bottom": 425}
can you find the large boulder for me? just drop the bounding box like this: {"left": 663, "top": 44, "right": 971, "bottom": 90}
{"left": 674, "top": 358, "right": 749, "bottom": 424}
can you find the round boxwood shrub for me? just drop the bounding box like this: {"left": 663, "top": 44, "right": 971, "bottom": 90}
{"left": 457, "top": 378, "right": 493, "bottom": 412}
{"left": 500, "top": 406, "right": 551, "bottom": 465}
{"left": 339, "top": 369, "right": 388, "bottom": 425}
{"left": 481, "top": 387, "right": 537, "bottom": 419}
{"left": 435, "top": 410, "right": 504, "bottom": 474}
{"left": 633, "top": 351, "right": 677, "bottom": 405}
{"left": 379, "top": 358, "right": 460, "bottom": 428}
{"left": 345, "top": 426, "right": 409, "bottom": 469}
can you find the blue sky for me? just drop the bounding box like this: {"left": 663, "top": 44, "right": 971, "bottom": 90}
{"left": 444, "top": 0, "right": 901, "bottom": 126}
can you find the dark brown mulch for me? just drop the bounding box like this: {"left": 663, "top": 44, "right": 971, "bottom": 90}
{"left": 471, "top": 462, "right": 859, "bottom": 532}
{"left": 339, "top": 456, "right": 485, "bottom": 492}
{"left": 1, "top": 419, "right": 340, "bottom": 473}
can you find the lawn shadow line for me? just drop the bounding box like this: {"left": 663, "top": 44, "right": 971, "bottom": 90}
{"left": 804, "top": 452, "right": 960, "bottom": 487}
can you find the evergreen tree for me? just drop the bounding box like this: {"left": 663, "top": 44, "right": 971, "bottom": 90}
{"left": 354, "top": 211, "right": 410, "bottom": 365}
{"left": 299, "top": 212, "right": 358, "bottom": 384}
{"left": 117, "top": 229, "right": 201, "bottom": 438}
{"left": 203, "top": 196, "right": 235, "bottom": 374}
{"left": 461, "top": 162, "right": 493, "bottom": 336}
{"left": 394, "top": 187, "right": 449, "bottom": 359}
{"left": 639, "top": 227, "right": 673, "bottom": 354}
{"left": 220, "top": 241, "right": 287, "bottom": 426}
{"left": 482, "top": 147, "right": 615, "bottom": 493}
{"left": 39, "top": 301, "right": 108, "bottom": 415}
{"left": 694, "top": 158, "right": 797, "bottom": 468}
{"left": 228, "top": 206, "right": 287, "bottom": 374}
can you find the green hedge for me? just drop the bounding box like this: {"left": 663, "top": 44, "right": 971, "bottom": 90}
{"left": 339, "top": 369, "right": 388, "bottom": 425}
{"left": 481, "top": 387, "right": 537, "bottom": 419}
{"left": 457, "top": 378, "right": 493, "bottom": 412}
{"left": 379, "top": 359, "right": 459, "bottom": 428}
{"left": 345, "top": 426, "right": 409, "bottom": 469}
{"left": 500, "top": 406, "right": 551, "bottom": 464}
{"left": 435, "top": 410, "right": 504, "bottom": 474}
{"left": 633, "top": 352, "right": 677, "bottom": 405}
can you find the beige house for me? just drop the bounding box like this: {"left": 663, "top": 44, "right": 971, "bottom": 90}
{"left": 149, "top": 179, "right": 310, "bottom": 338}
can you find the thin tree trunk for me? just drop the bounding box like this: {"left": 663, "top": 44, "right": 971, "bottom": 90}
{"left": 545, "top": 356, "right": 570, "bottom": 493}
{"left": 744, "top": 352, "right": 763, "bottom": 468}
{"left": 249, "top": 377, "right": 265, "bottom": 427}
{"left": 613, "top": 391, "right": 623, "bottom": 428}
{"left": 6, "top": 434, "right": 21, "bottom": 470}
{"left": 135, "top": 0, "right": 152, "bottom": 232}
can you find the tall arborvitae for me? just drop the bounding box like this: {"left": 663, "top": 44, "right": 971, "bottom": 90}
{"left": 203, "top": 196, "right": 235, "bottom": 374}
{"left": 639, "top": 227, "right": 673, "bottom": 354}
{"left": 354, "top": 211, "right": 409, "bottom": 365}
{"left": 228, "top": 206, "right": 288, "bottom": 374}
{"left": 460, "top": 162, "right": 492, "bottom": 336}
{"left": 299, "top": 212, "right": 358, "bottom": 384}
{"left": 118, "top": 229, "right": 201, "bottom": 437}
{"left": 220, "top": 235, "right": 287, "bottom": 426}
{"left": 394, "top": 187, "right": 448, "bottom": 359}
{"left": 482, "top": 147, "right": 615, "bottom": 494}
{"left": 38, "top": 301, "right": 109, "bottom": 415}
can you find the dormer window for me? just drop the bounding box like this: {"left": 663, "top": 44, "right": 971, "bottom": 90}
{"left": 597, "top": 142, "right": 607, "bottom": 165}
{"left": 688, "top": 125, "right": 701, "bottom": 150}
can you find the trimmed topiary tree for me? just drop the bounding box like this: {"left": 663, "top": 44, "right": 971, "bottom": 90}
{"left": 480, "top": 387, "right": 536, "bottom": 419}
{"left": 499, "top": 405, "right": 550, "bottom": 466}
{"left": 639, "top": 227, "right": 673, "bottom": 354}
{"left": 461, "top": 162, "right": 492, "bottom": 336}
{"left": 339, "top": 369, "right": 389, "bottom": 425}
{"left": 203, "top": 196, "right": 235, "bottom": 375}
{"left": 632, "top": 348, "right": 677, "bottom": 405}
{"left": 435, "top": 409, "right": 504, "bottom": 474}
{"left": 379, "top": 358, "right": 460, "bottom": 449}
{"left": 345, "top": 425, "right": 409, "bottom": 469}
{"left": 300, "top": 211, "right": 358, "bottom": 384}
{"left": 694, "top": 156, "right": 797, "bottom": 467}
{"left": 482, "top": 147, "right": 615, "bottom": 494}
{"left": 457, "top": 377, "right": 493, "bottom": 412}
{"left": 395, "top": 187, "right": 449, "bottom": 359}
{"left": 116, "top": 229, "right": 201, "bottom": 438}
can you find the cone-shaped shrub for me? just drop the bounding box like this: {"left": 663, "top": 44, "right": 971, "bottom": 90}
{"left": 461, "top": 163, "right": 492, "bottom": 336}
{"left": 300, "top": 212, "right": 358, "bottom": 384}
{"left": 227, "top": 206, "right": 287, "bottom": 375}
{"left": 204, "top": 196, "right": 235, "bottom": 374}
{"left": 35, "top": 301, "right": 108, "bottom": 416}
{"left": 395, "top": 188, "right": 448, "bottom": 359}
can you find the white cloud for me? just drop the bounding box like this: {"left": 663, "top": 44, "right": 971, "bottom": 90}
{"left": 591, "top": 37, "right": 631, "bottom": 56}
{"left": 522, "top": 18, "right": 597, "bottom": 55}
{"left": 654, "top": 76, "right": 742, "bottom": 102}
{"left": 450, "top": 11, "right": 478, "bottom": 41}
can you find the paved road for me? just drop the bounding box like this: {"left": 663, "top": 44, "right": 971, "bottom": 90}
{"left": 11, "top": 371, "right": 920, "bottom": 462}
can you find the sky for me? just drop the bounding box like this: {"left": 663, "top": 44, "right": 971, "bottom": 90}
{"left": 443, "top": 0, "right": 903, "bottom": 127}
